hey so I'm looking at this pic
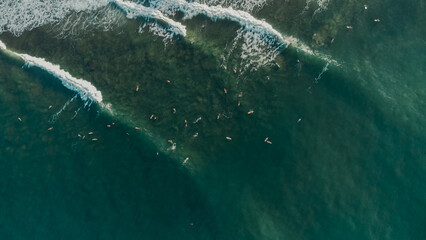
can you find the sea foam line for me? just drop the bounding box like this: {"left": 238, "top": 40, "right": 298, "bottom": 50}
{"left": 112, "top": 0, "right": 187, "bottom": 36}
{"left": 0, "top": 40, "right": 103, "bottom": 105}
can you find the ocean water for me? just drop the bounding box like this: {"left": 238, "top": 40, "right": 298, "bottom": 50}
{"left": 0, "top": 0, "right": 425, "bottom": 239}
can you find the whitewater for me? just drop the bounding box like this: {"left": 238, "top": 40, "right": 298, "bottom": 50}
{"left": 0, "top": 40, "right": 102, "bottom": 105}
{"left": 0, "top": 0, "right": 336, "bottom": 65}
{"left": 112, "top": 0, "right": 187, "bottom": 36}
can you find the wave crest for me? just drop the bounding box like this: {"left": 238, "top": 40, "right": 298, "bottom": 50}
{"left": 0, "top": 40, "right": 103, "bottom": 105}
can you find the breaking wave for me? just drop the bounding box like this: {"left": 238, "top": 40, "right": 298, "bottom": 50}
{"left": 192, "top": 0, "right": 267, "bottom": 12}
{"left": 151, "top": 0, "right": 337, "bottom": 66}
{"left": 151, "top": 0, "right": 286, "bottom": 44}
{"left": 112, "top": 0, "right": 187, "bottom": 36}
{"left": 139, "top": 22, "right": 176, "bottom": 44}
{"left": 0, "top": 40, "right": 103, "bottom": 105}
{"left": 0, "top": 0, "right": 186, "bottom": 37}
{"left": 0, "top": 0, "right": 110, "bottom": 36}
{"left": 223, "top": 28, "right": 282, "bottom": 72}
{"left": 0, "top": 0, "right": 337, "bottom": 70}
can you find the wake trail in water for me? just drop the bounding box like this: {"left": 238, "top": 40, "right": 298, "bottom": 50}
{"left": 0, "top": 40, "right": 103, "bottom": 106}
{"left": 49, "top": 94, "right": 78, "bottom": 123}
{"left": 314, "top": 63, "right": 329, "bottom": 83}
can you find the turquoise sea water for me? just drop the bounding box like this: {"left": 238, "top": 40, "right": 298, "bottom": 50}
{"left": 0, "top": 0, "right": 425, "bottom": 239}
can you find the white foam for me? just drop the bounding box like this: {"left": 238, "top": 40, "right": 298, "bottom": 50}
{"left": 240, "top": 30, "right": 282, "bottom": 69}
{"left": 152, "top": 0, "right": 288, "bottom": 68}
{"left": 20, "top": 54, "right": 103, "bottom": 104}
{"left": 194, "top": 0, "right": 267, "bottom": 12}
{"left": 54, "top": 5, "right": 125, "bottom": 39}
{"left": 1, "top": 0, "right": 337, "bottom": 70}
{"left": 152, "top": 0, "right": 285, "bottom": 44}
{"left": 0, "top": 40, "right": 102, "bottom": 105}
{"left": 226, "top": 28, "right": 282, "bottom": 71}
{"left": 0, "top": 0, "right": 186, "bottom": 37}
{"left": 0, "top": 0, "right": 110, "bottom": 36}
{"left": 139, "top": 22, "right": 175, "bottom": 43}
{"left": 304, "top": 0, "right": 331, "bottom": 14}
{"left": 112, "top": 0, "right": 187, "bottom": 36}
{"left": 151, "top": 0, "right": 337, "bottom": 65}
{"left": 0, "top": 40, "right": 6, "bottom": 50}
